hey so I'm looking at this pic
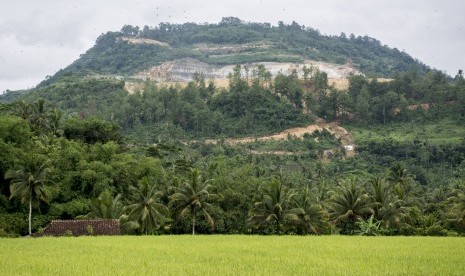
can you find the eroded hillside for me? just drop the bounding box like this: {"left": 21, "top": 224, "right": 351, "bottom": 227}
{"left": 203, "top": 118, "right": 356, "bottom": 158}
{"left": 134, "top": 58, "right": 358, "bottom": 83}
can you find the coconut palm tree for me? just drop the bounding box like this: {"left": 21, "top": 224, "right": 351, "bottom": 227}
{"left": 123, "top": 178, "right": 169, "bottom": 235}
{"left": 169, "top": 168, "right": 217, "bottom": 235}
{"left": 287, "top": 187, "right": 328, "bottom": 235}
{"left": 77, "top": 189, "right": 123, "bottom": 219}
{"left": 13, "top": 101, "right": 32, "bottom": 120}
{"left": 387, "top": 163, "right": 414, "bottom": 198}
{"left": 48, "top": 108, "right": 62, "bottom": 136}
{"left": 249, "top": 179, "right": 293, "bottom": 234}
{"left": 447, "top": 183, "right": 465, "bottom": 226}
{"left": 6, "top": 158, "right": 54, "bottom": 236}
{"left": 369, "top": 176, "right": 406, "bottom": 230}
{"left": 30, "top": 99, "right": 48, "bottom": 133}
{"left": 329, "top": 177, "right": 374, "bottom": 234}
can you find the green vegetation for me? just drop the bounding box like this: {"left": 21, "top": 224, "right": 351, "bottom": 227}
{"left": 4, "top": 68, "right": 311, "bottom": 139}
{"left": 1, "top": 23, "right": 465, "bottom": 238}
{"left": 1, "top": 63, "right": 465, "bottom": 237}
{"left": 1, "top": 236, "right": 465, "bottom": 275}
{"left": 242, "top": 129, "right": 340, "bottom": 154}
{"left": 349, "top": 120, "right": 465, "bottom": 145}
{"left": 34, "top": 17, "right": 427, "bottom": 88}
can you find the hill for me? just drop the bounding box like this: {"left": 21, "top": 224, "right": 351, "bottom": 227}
{"left": 36, "top": 17, "right": 428, "bottom": 88}
{"left": 2, "top": 18, "right": 465, "bottom": 238}
{"left": 0, "top": 18, "right": 435, "bottom": 141}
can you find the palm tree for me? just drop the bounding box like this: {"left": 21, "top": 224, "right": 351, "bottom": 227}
{"left": 287, "top": 187, "right": 328, "bottom": 235}
{"left": 249, "top": 179, "right": 292, "bottom": 234}
{"left": 369, "top": 176, "right": 406, "bottom": 230}
{"left": 6, "top": 158, "right": 54, "bottom": 236}
{"left": 123, "top": 179, "right": 169, "bottom": 235}
{"left": 77, "top": 189, "right": 123, "bottom": 219}
{"left": 329, "top": 177, "right": 374, "bottom": 234}
{"left": 387, "top": 163, "right": 414, "bottom": 197}
{"left": 30, "top": 99, "right": 48, "bottom": 133}
{"left": 48, "top": 108, "right": 62, "bottom": 136}
{"left": 447, "top": 183, "right": 465, "bottom": 226}
{"left": 169, "top": 168, "right": 217, "bottom": 235}
{"left": 13, "top": 101, "right": 32, "bottom": 120}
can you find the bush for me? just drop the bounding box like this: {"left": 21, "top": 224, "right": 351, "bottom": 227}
{"left": 423, "top": 225, "right": 448, "bottom": 236}
{"left": 0, "top": 213, "right": 27, "bottom": 235}
{"left": 86, "top": 225, "right": 94, "bottom": 236}
{"left": 0, "top": 228, "right": 19, "bottom": 238}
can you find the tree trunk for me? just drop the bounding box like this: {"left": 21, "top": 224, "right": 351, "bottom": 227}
{"left": 29, "top": 189, "right": 32, "bottom": 236}
{"left": 341, "top": 106, "right": 344, "bottom": 124}
{"left": 192, "top": 209, "right": 196, "bottom": 235}
{"left": 383, "top": 102, "right": 386, "bottom": 125}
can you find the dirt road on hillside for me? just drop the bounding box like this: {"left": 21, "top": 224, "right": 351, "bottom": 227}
{"left": 204, "top": 118, "right": 356, "bottom": 157}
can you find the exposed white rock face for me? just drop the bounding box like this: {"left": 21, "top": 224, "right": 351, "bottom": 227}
{"left": 120, "top": 37, "right": 171, "bottom": 48}
{"left": 134, "top": 58, "right": 359, "bottom": 82}
{"left": 344, "top": 145, "right": 354, "bottom": 151}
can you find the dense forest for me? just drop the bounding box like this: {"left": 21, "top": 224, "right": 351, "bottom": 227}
{"left": 1, "top": 61, "right": 465, "bottom": 237}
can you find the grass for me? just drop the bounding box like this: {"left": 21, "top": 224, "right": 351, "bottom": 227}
{"left": 1, "top": 235, "right": 465, "bottom": 275}
{"left": 348, "top": 119, "right": 465, "bottom": 145}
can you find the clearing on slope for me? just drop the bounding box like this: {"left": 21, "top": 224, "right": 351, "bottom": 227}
{"left": 204, "top": 118, "right": 356, "bottom": 157}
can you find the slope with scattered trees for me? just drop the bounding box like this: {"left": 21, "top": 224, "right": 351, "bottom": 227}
{"left": 35, "top": 17, "right": 428, "bottom": 88}
{"left": 1, "top": 19, "right": 465, "bottom": 237}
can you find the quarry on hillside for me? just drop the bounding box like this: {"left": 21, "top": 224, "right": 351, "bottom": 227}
{"left": 124, "top": 58, "right": 359, "bottom": 93}
{"left": 119, "top": 37, "right": 171, "bottom": 47}
{"left": 133, "top": 58, "right": 359, "bottom": 84}
{"left": 124, "top": 76, "right": 351, "bottom": 94}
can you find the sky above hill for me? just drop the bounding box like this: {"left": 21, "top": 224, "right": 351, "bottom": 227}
{"left": 1, "top": 0, "right": 464, "bottom": 93}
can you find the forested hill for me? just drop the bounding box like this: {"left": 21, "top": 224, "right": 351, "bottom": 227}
{"left": 3, "top": 18, "right": 465, "bottom": 238}
{"left": 38, "top": 17, "right": 427, "bottom": 87}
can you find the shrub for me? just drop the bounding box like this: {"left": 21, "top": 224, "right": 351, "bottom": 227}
{"left": 423, "top": 225, "right": 448, "bottom": 236}
{"left": 86, "top": 225, "right": 94, "bottom": 236}
{"left": 0, "top": 213, "right": 27, "bottom": 235}
{"left": 0, "top": 228, "right": 19, "bottom": 238}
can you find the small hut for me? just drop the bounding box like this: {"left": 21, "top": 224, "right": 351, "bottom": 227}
{"left": 40, "top": 219, "right": 120, "bottom": 236}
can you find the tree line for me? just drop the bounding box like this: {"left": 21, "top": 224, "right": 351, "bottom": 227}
{"left": 2, "top": 63, "right": 465, "bottom": 237}
{"left": 1, "top": 98, "right": 465, "bottom": 236}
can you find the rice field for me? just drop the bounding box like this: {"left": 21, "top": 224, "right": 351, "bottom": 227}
{"left": 1, "top": 235, "right": 464, "bottom": 275}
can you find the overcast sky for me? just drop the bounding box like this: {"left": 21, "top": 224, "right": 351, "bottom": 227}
{"left": 1, "top": 0, "right": 464, "bottom": 93}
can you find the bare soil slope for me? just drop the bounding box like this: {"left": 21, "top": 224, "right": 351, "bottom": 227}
{"left": 204, "top": 118, "right": 356, "bottom": 157}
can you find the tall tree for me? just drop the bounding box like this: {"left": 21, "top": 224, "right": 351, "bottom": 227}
{"left": 287, "top": 187, "right": 328, "bottom": 235}
{"left": 447, "top": 183, "right": 465, "bottom": 227}
{"left": 6, "top": 157, "right": 54, "bottom": 235}
{"left": 369, "top": 176, "right": 406, "bottom": 230}
{"left": 249, "top": 179, "right": 293, "bottom": 234}
{"left": 169, "top": 169, "right": 217, "bottom": 235}
{"left": 13, "top": 101, "right": 32, "bottom": 121}
{"left": 123, "top": 178, "right": 169, "bottom": 235}
{"left": 30, "top": 99, "right": 48, "bottom": 133}
{"left": 387, "top": 163, "right": 414, "bottom": 199}
{"left": 329, "top": 177, "right": 374, "bottom": 234}
{"left": 77, "top": 189, "right": 123, "bottom": 219}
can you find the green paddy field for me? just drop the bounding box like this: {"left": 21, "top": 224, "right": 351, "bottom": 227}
{"left": 1, "top": 235, "right": 464, "bottom": 275}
